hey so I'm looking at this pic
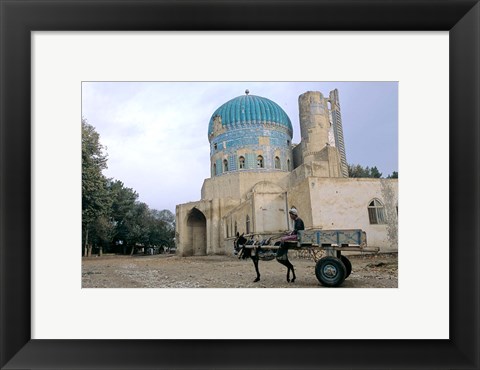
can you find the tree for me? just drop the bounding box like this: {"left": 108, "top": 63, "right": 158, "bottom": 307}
{"left": 82, "top": 118, "right": 176, "bottom": 257}
{"left": 123, "top": 202, "right": 151, "bottom": 254}
{"left": 82, "top": 118, "right": 112, "bottom": 256}
{"left": 155, "top": 209, "right": 175, "bottom": 227}
{"left": 108, "top": 179, "right": 138, "bottom": 252}
{"left": 370, "top": 166, "right": 382, "bottom": 178}
{"left": 387, "top": 171, "right": 398, "bottom": 179}
{"left": 348, "top": 163, "right": 383, "bottom": 178}
{"left": 348, "top": 164, "right": 369, "bottom": 178}
{"left": 149, "top": 209, "right": 176, "bottom": 249}
{"left": 91, "top": 215, "right": 116, "bottom": 256}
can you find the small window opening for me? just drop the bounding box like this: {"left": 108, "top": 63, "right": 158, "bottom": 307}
{"left": 368, "top": 199, "right": 386, "bottom": 224}
{"left": 257, "top": 155, "right": 264, "bottom": 168}
{"left": 275, "top": 156, "right": 281, "bottom": 169}
{"left": 239, "top": 156, "right": 245, "bottom": 169}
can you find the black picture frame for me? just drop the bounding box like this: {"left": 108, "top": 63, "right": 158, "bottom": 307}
{"left": 1, "top": 1, "right": 479, "bottom": 369}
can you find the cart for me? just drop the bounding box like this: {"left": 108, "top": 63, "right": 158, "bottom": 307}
{"left": 242, "top": 229, "right": 379, "bottom": 287}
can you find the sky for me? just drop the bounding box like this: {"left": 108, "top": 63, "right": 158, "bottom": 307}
{"left": 82, "top": 82, "right": 398, "bottom": 213}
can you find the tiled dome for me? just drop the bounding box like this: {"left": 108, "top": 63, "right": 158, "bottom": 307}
{"left": 208, "top": 93, "right": 293, "bottom": 137}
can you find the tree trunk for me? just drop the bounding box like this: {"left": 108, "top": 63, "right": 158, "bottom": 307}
{"left": 84, "top": 228, "right": 89, "bottom": 257}
{"left": 123, "top": 245, "right": 127, "bottom": 255}
{"left": 98, "top": 246, "right": 103, "bottom": 257}
{"left": 87, "top": 244, "right": 92, "bottom": 257}
{"left": 130, "top": 245, "right": 135, "bottom": 256}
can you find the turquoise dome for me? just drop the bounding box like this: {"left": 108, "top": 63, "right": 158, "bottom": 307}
{"left": 208, "top": 94, "right": 293, "bottom": 136}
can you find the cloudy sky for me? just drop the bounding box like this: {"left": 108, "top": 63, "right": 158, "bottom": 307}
{"left": 82, "top": 82, "right": 398, "bottom": 213}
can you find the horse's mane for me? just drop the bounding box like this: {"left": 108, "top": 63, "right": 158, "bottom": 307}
{"left": 234, "top": 233, "right": 250, "bottom": 259}
{"left": 234, "top": 233, "right": 247, "bottom": 247}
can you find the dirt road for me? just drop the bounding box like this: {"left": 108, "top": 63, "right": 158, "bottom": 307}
{"left": 82, "top": 252, "right": 397, "bottom": 288}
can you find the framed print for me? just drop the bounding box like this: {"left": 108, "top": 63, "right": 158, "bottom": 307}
{"left": 1, "top": 0, "right": 479, "bottom": 369}
{"left": 35, "top": 36, "right": 441, "bottom": 340}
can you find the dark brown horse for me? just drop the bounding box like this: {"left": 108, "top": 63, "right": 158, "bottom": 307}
{"left": 234, "top": 233, "right": 296, "bottom": 283}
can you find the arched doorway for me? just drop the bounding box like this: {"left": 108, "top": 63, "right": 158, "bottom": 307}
{"left": 186, "top": 208, "right": 207, "bottom": 256}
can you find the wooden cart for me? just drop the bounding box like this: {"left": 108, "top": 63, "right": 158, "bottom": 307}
{"left": 243, "top": 229, "right": 379, "bottom": 287}
{"left": 295, "top": 229, "right": 379, "bottom": 286}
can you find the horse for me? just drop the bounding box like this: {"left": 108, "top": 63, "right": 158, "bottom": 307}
{"left": 234, "top": 233, "right": 296, "bottom": 283}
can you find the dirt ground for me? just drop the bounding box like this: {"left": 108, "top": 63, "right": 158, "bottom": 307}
{"left": 82, "top": 252, "right": 398, "bottom": 288}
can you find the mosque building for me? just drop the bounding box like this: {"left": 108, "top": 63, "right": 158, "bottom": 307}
{"left": 175, "top": 89, "right": 398, "bottom": 256}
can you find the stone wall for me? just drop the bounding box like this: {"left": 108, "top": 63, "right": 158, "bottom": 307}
{"left": 286, "top": 179, "right": 313, "bottom": 229}
{"left": 178, "top": 176, "right": 399, "bottom": 255}
{"left": 201, "top": 171, "right": 289, "bottom": 201}
{"left": 292, "top": 143, "right": 303, "bottom": 169}
{"left": 175, "top": 197, "right": 241, "bottom": 256}
{"left": 305, "top": 177, "right": 399, "bottom": 250}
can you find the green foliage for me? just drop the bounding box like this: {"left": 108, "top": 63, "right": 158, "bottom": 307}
{"left": 108, "top": 179, "right": 138, "bottom": 244}
{"left": 370, "top": 166, "right": 382, "bottom": 178}
{"left": 91, "top": 215, "right": 116, "bottom": 248}
{"left": 124, "top": 202, "right": 151, "bottom": 247}
{"left": 82, "top": 118, "right": 175, "bottom": 256}
{"left": 149, "top": 209, "right": 175, "bottom": 247}
{"left": 348, "top": 163, "right": 398, "bottom": 179}
{"left": 348, "top": 164, "right": 382, "bottom": 178}
{"left": 82, "top": 118, "right": 112, "bottom": 251}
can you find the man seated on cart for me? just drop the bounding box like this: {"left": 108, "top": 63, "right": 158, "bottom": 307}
{"left": 275, "top": 208, "right": 305, "bottom": 259}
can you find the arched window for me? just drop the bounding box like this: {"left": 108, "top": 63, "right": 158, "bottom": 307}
{"left": 213, "top": 163, "right": 217, "bottom": 176}
{"left": 246, "top": 215, "right": 251, "bottom": 234}
{"left": 287, "top": 159, "right": 291, "bottom": 171}
{"left": 257, "top": 155, "right": 264, "bottom": 168}
{"left": 239, "top": 156, "right": 245, "bottom": 169}
{"left": 368, "top": 199, "right": 386, "bottom": 224}
{"left": 223, "top": 159, "right": 228, "bottom": 172}
{"left": 234, "top": 221, "right": 238, "bottom": 235}
{"left": 274, "top": 156, "right": 281, "bottom": 169}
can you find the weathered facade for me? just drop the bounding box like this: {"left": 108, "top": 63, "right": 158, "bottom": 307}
{"left": 175, "top": 89, "right": 398, "bottom": 256}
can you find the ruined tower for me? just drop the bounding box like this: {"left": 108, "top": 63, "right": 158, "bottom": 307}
{"left": 329, "top": 89, "right": 348, "bottom": 177}
{"left": 297, "top": 91, "right": 346, "bottom": 178}
{"left": 298, "top": 91, "right": 330, "bottom": 165}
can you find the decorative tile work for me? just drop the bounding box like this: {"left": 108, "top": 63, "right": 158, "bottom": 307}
{"left": 208, "top": 94, "right": 293, "bottom": 137}
{"left": 208, "top": 93, "right": 298, "bottom": 177}
{"left": 210, "top": 124, "right": 293, "bottom": 176}
{"left": 229, "top": 154, "right": 237, "bottom": 171}
{"left": 215, "top": 158, "right": 223, "bottom": 175}
{"left": 245, "top": 153, "right": 256, "bottom": 169}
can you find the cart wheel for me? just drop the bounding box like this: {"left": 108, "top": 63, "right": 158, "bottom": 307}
{"left": 340, "top": 255, "right": 352, "bottom": 278}
{"left": 315, "top": 257, "right": 347, "bottom": 287}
